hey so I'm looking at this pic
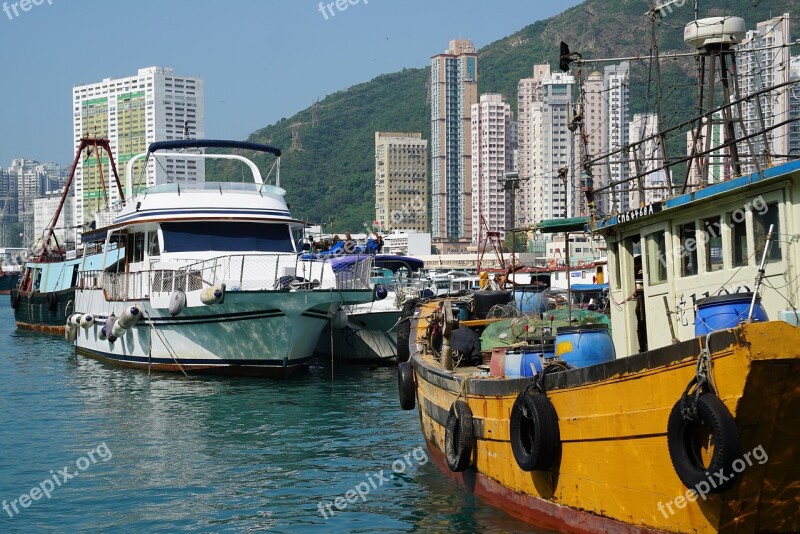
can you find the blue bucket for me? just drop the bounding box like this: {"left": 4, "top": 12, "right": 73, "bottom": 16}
{"left": 555, "top": 324, "right": 615, "bottom": 368}
{"left": 695, "top": 293, "right": 768, "bottom": 336}
{"left": 505, "top": 350, "right": 541, "bottom": 378}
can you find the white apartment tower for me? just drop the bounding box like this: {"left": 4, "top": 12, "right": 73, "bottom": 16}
{"left": 530, "top": 71, "right": 576, "bottom": 221}
{"left": 471, "top": 94, "right": 512, "bottom": 243}
{"left": 604, "top": 62, "right": 630, "bottom": 213}
{"left": 517, "top": 64, "right": 551, "bottom": 226}
{"left": 736, "top": 14, "right": 794, "bottom": 172}
{"left": 374, "top": 132, "right": 429, "bottom": 234}
{"left": 628, "top": 113, "right": 668, "bottom": 207}
{"left": 72, "top": 66, "right": 205, "bottom": 230}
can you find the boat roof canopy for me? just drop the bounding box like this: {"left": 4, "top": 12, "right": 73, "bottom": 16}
{"left": 148, "top": 139, "right": 282, "bottom": 158}
{"left": 328, "top": 254, "right": 423, "bottom": 273}
{"left": 534, "top": 217, "right": 590, "bottom": 234}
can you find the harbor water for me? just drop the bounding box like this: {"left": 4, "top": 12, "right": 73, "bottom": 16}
{"left": 0, "top": 302, "right": 544, "bottom": 533}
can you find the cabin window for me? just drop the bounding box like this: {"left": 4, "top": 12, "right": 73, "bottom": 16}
{"left": 678, "top": 222, "right": 698, "bottom": 276}
{"left": 729, "top": 211, "right": 748, "bottom": 267}
{"left": 161, "top": 222, "right": 294, "bottom": 253}
{"left": 148, "top": 231, "right": 160, "bottom": 256}
{"left": 702, "top": 216, "right": 723, "bottom": 272}
{"left": 127, "top": 233, "right": 145, "bottom": 263}
{"left": 645, "top": 230, "right": 667, "bottom": 285}
{"left": 753, "top": 202, "right": 781, "bottom": 262}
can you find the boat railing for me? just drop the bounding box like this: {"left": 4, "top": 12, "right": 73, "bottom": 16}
{"left": 78, "top": 253, "right": 374, "bottom": 300}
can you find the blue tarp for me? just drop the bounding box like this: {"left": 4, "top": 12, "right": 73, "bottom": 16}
{"left": 309, "top": 254, "right": 424, "bottom": 273}
{"left": 570, "top": 283, "right": 609, "bottom": 292}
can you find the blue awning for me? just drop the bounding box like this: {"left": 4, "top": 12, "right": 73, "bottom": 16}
{"left": 570, "top": 283, "right": 608, "bottom": 292}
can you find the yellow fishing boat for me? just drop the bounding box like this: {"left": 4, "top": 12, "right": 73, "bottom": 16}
{"left": 399, "top": 16, "right": 800, "bottom": 529}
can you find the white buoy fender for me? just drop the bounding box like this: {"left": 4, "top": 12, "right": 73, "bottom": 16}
{"left": 200, "top": 285, "right": 224, "bottom": 305}
{"left": 69, "top": 313, "right": 83, "bottom": 326}
{"left": 112, "top": 321, "right": 127, "bottom": 338}
{"left": 65, "top": 326, "right": 77, "bottom": 342}
{"left": 332, "top": 308, "right": 349, "bottom": 330}
{"left": 80, "top": 314, "right": 95, "bottom": 329}
{"left": 98, "top": 325, "right": 107, "bottom": 341}
{"left": 65, "top": 318, "right": 78, "bottom": 341}
{"left": 106, "top": 314, "right": 118, "bottom": 343}
{"left": 117, "top": 306, "right": 141, "bottom": 329}
{"left": 169, "top": 290, "right": 186, "bottom": 317}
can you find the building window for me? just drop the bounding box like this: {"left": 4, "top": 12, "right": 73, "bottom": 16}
{"left": 702, "top": 216, "right": 723, "bottom": 272}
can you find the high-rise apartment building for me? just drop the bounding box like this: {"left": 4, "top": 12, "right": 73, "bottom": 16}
{"left": 517, "top": 65, "right": 551, "bottom": 226}
{"left": 374, "top": 132, "right": 429, "bottom": 234}
{"left": 628, "top": 113, "right": 668, "bottom": 207}
{"left": 0, "top": 167, "right": 17, "bottom": 247}
{"left": 604, "top": 62, "right": 630, "bottom": 213}
{"left": 530, "top": 71, "right": 576, "bottom": 221}
{"left": 72, "top": 66, "right": 205, "bottom": 230}
{"left": 431, "top": 39, "right": 478, "bottom": 243}
{"left": 471, "top": 94, "right": 512, "bottom": 243}
{"left": 736, "top": 14, "right": 793, "bottom": 173}
{"left": 581, "top": 70, "right": 608, "bottom": 215}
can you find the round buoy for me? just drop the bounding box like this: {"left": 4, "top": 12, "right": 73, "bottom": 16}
{"left": 375, "top": 285, "right": 388, "bottom": 300}
{"left": 200, "top": 285, "right": 224, "bottom": 305}
{"left": 80, "top": 314, "right": 95, "bottom": 329}
{"left": 169, "top": 290, "right": 186, "bottom": 317}
{"left": 332, "top": 309, "right": 349, "bottom": 330}
{"left": 69, "top": 313, "right": 83, "bottom": 327}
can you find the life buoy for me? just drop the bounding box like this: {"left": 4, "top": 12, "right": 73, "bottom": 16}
{"left": 510, "top": 391, "right": 561, "bottom": 471}
{"left": 548, "top": 259, "right": 558, "bottom": 270}
{"left": 445, "top": 400, "right": 474, "bottom": 472}
{"left": 46, "top": 292, "right": 58, "bottom": 312}
{"left": 397, "top": 361, "right": 415, "bottom": 410}
{"left": 9, "top": 289, "right": 19, "bottom": 309}
{"left": 667, "top": 392, "right": 741, "bottom": 493}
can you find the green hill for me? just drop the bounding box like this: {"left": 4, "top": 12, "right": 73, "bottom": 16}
{"left": 210, "top": 0, "right": 796, "bottom": 231}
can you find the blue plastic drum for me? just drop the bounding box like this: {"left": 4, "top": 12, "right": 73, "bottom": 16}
{"left": 695, "top": 292, "right": 768, "bottom": 336}
{"left": 555, "top": 324, "right": 615, "bottom": 368}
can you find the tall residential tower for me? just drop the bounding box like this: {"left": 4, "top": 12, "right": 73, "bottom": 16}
{"left": 72, "top": 66, "right": 205, "bottom": 230}
{"left": 431, "top": 39, "right": 478, "bottom": 246}
{"left": 374, "top": 132, "right": 429, "bottom": 234}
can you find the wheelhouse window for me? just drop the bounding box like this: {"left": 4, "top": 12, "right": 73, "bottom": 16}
{"left": 678, "top": 222, "right": 698, "bottom": 277}
{"left": 645, "top": 230, "right": 667, "bottom": 285}
{"left": 161, "top": 222, "right": 294, "bottom": 253}
{"left": 702, "top": 216, "right": 723, "bottom": 272}
{"left": 729, "top": 211, "right": 748, "bottom": 267}
{"left": 127, "top": 232, "right": 145, "bottom": 263}
{"left": 753, "top": 201, "right": 781, "bottom": 262}
{"left": 148, "top": 231, "right": 160, "bottom": 256}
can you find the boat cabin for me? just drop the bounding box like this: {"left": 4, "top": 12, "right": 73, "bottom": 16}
{"left": 595, "top": 161, "right": 800, "bottom": 358}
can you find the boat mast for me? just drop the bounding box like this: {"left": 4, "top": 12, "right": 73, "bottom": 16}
{"left": 38, "top": 137, "right": 125, "bottom": 261}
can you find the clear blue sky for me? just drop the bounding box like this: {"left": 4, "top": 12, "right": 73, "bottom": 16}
{"left": 0, "top": 0, "right": 581, "bottom": 166}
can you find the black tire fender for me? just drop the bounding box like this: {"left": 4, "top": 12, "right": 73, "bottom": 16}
{"left": 46, "top": 292, "right": 58, "bottom": 312}
{"left": 396, "top": 319, "right": 411, "bottom": 363}
{"left": 397, "top": 361, "right": 415, "bottom": 410}
{"left": 445, "top": 400, "right": 474, "bottom": 472}
{"left": 667, "top": 392, "right": 741, "bottom": 493}
{"left": 510, "top": 391, "right": 560, "bottom": 471}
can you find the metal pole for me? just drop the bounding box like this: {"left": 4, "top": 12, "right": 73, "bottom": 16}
{"left": 748, "top": 224, "right": 774, "bottom": 321}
